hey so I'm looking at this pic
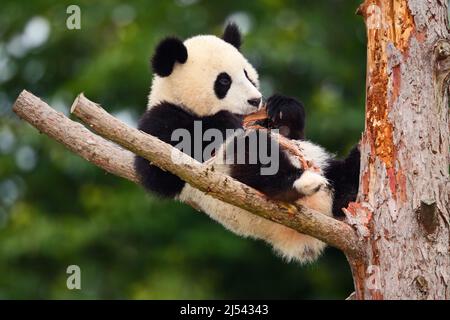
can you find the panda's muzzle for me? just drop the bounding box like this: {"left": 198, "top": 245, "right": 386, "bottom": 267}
{"left": 247, "top": 97, "right": 261, "bottom": 107}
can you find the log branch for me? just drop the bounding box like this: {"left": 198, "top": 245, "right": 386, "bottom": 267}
{"left": 12, "top": 90, "right": 138, "bottom": 183}
{"left": 13, "top": 90, "right": 365, "bottom": 259}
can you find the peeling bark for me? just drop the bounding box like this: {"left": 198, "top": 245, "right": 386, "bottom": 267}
{"left": 349, "top": 0, "right": 450, "bottom": 299}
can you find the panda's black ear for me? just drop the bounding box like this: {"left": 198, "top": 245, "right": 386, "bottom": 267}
{"left": 151, "top": 37, "right": 188, "bottom": 77}
{"left": 222, "top": 22, "right": 241, "bottom": 50}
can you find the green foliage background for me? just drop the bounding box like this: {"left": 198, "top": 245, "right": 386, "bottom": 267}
{"left": 0, "top": 0, "right": 365, "bottom": 299}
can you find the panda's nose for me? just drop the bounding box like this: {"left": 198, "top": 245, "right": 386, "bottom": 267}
{"left": 247, "top": 97, "right": 261, "bottom": 107}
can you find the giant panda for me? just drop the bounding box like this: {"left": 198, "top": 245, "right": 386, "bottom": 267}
{"left": 134, "top": 23, "right": 360, "bottom": 263}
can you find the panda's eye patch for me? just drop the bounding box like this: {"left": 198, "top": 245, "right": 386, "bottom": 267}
{"left": 219, "top": 77, "right": 231, "bottom": 86}
{"left": 214, "top": 72, "right": 232, "bottom": 99}
{"left": 244, "top": 69, "right": 256, "bottom": 87}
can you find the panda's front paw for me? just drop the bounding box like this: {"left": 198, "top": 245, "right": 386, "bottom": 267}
{"left": 266, "top": 94, "right": 306, "bottom": 140}
{"left": 293, "top": 171, "right": 328, "bottom": 196}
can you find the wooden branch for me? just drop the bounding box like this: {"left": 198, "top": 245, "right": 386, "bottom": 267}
{"left": 12, "top": 90, "right": 364, "bottom": 259}
{"left": 12, "top": 90, "right": 138, "bottom": 183}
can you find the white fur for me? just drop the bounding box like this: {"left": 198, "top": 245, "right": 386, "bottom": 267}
{"left": 178, "top": 182, "right": 332, "bottom": 263}
{"left": 293, "top": 170, "right": 329, "bottom": 196}
{"left": 293, "top": 140, "right": 331, "bottom": 170}
{"left": 149, "top": 35, "right": 261, "bottom": 116}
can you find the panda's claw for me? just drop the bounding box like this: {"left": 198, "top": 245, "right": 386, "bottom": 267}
{"left": 265, "top": 94, "right": 306, "bottom": 140}
{"left": 266, "top": 94, "right": 285, "bottom": 121}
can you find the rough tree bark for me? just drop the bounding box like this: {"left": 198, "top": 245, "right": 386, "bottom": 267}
{"left": 347, "top": 0, "right": 450, "bottom": 299}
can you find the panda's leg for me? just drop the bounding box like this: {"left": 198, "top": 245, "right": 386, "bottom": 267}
{"left": 209, "top": 130, "right": 331, "bottom": 263}
{"left": 133, "top": 107, "right": 187, "bottom": 199}
{"left": 178, "top": 184, "right": 327, "bottom": 263}
{"left": 324, "top": 145, "right": 361, "bottom": 217}
{"left": 216, "top": 129, "right": 328, "bottom": 202}
{"left": 265, "top": 94, "right": 306, "bottom": 140}
{"left": 134, "top": 156, "right": 185, "bottom": 198}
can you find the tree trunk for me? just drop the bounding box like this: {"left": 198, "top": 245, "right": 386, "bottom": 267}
{"left": 347, "top": 0, "right": 450, "bottom": 299}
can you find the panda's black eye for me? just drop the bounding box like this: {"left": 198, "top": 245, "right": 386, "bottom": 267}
{"left": 214, "top": 72, "right": 232, "bottom": 99}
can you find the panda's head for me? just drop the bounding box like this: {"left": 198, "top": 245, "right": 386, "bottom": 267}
{"left": 148, "top": 23, "right": 262, "bottom": 116}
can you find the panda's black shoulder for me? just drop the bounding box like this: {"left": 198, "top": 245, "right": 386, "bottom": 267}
{"left": 138, "top": 102, "right": 243, "bottom": 144}
{"left": 137, "top": 102, "right": 196, "bottom": 144}
{"left": 204, "top": 110, "right": 243, "bottom": 131}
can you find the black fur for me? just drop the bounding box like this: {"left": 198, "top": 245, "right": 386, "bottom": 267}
{"left": 134, "top": 102, "right": 242, "bottom": 198}
{"left": 135, "top": 156, "right": 185, "bottom": 198}
{"left": 266, "top": 94, "right": 306, "bottom": 140}
{"left": 222, "top": 22, "right": 242, "bottom": 50}
{"left": 324, "top": 145, "right": 361, "bottom": 217}
{"left": 227, "top": 130, "right": 304, "bottom": 202}
{"left": 151, "top": 37, "right": 188, "bottom": 77}
{"left": 214, "top": 72, "right": 232, "bottom": 99}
